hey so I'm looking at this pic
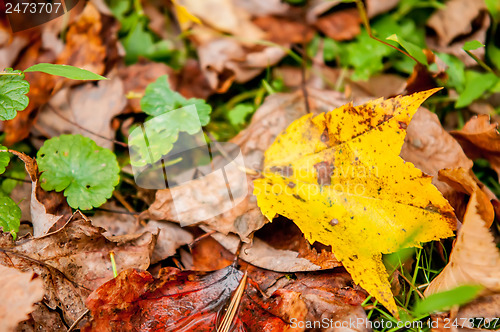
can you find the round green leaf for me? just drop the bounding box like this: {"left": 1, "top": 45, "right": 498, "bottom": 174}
{"left": 0, "top": 68, "right": 30, "bottom": 121}
{"left": 37, "top": 134, "right": 120, "bottom": 210}
{"left": 0, "top": 192, "right": 21, "bottom": 239}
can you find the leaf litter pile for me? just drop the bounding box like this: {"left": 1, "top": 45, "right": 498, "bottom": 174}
{"left": 1, "top": 0, "right": 500, "bottom": 331}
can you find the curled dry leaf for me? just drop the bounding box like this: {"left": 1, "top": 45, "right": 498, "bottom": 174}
{"left": 438, "top": 167, "right": 495, "bottom": 227}
{"left": 11, "top": 151, "right": 73, "bottom": 237}
{"left": 0, "top": 265, "right": 44, "bottom": 332}
{"left": 147, "top": 89, "right": 347, "bottom": 242}
{"left": 424, "top": 190, "right": 500, "bottom": 296}
{"left": 196, "top": 34, "right": 286, "bottom": 93}
{"left": 83, "top": 265, "right": 308, "bottom": 331}
{"left": 451, "top": 115, "right": 500, "bottom": 179}
{"left": 426, "top": 0, "right": 489, "bottom": 66}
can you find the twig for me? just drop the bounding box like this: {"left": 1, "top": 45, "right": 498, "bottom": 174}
{"left": 94, "top": 207, "right": 140, "bottom": 215}
{"left": 46, "top": 104, "right": 128, "bottom": 148}
{"left": 67, "top": 309, "right": 90, "bottom": 332}
{"left": 112, "top": 191, "right": 135, "bottom": 214}
{"left": 189, "top": 230, "right": 217, "bottom": 250}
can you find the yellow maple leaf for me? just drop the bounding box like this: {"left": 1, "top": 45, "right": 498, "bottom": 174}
{"left": 253, "top": 88, "right": 456, "bottom": 316}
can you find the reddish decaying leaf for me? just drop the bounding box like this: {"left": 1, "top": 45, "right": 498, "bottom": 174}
{"left": 83, "top": 265, "right": 307, "bottom": 332}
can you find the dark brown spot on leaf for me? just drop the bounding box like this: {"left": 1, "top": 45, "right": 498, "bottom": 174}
{"left": 314, "top": 161, "right": 334, "bottom": 186}
{"left": 398, "top": 121, "right": 408, "bottom": 130}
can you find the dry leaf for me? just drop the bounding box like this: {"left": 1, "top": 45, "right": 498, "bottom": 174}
{"left": 196, "top": 35, "right": 286, "bottom": 92}
{"left": 438, "top": 167, "right": 495, "bottom": 226}
{"left": 400, "top": 108, "right": 473, "bottom": 219}
{"left": 314, "top": 8, "right": 361, "bottom": 41}
{"left": 253, "top": 89, "right": 456, "bottom": 315}
{"left": 426, "top": 0, "right": 489, "bottom": 66}
{"left": 451, "top": 115, "right": 500, "bottom": 179}
{"left": 0, "top": 265, "right": 44, "bottom": 332}
{"left": 12, "top": 152, "right": 73, "bottom": 237}
{"left": 1, "top": 215, "right": 156, "bottom": 291}
{"left": 254, "top": 16, "right": 315, "bottom": 44}
{"left": 37, "top": 74, "right": 127, "bottom": 150}
{"left": 425, "top": 190, "right": 500, "bottom": 296}
{"left": 177, "top": 0, "right": 265, "bottom": 40}
{"left": 456, "top": 293, "right": 500, "bottom": 331}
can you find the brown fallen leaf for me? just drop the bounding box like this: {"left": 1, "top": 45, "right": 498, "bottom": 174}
{"left": 0, "top": 214, "right": 156, "bottom": 291}
{"left": 82, "top": 265, "right": 308, "bottom": 331}
{"left": 196, "top": 33, "right": 287, "bottom": 92}
{"left": 254, "top": 15, "right": 315, "bottom": 45}
{"left": 16, "top": 303, "right": 68, "bottom": 332}
{"left": 0, "top": 237, "right": 89, "bottom": 327}
{"left": 426, "top": 0, "right": 490, "bottom": 67}
{"left": 36, "top": 74, "right": 127, "bottom": 150}
{"left": 365, "top": 0, "right": 400, "bottom": 18}
{"left": 208, "top": 217, "right": 340, "bottom": 272}
{"left": 424, "top": 190, "right": 500, "bottom": 296}
{"left": 455, "top": 293, "right": 500, "bottom": 331}
{"left": 177, "top": 0, "right": 265, "bottom": 40}
{"left": 0, "top": 264, "right": 44, "bottom": 332}
{"left": 314, "top": 8, "right": 361, "bottom": 41}
{"left": 55, "top": 2, "right": 108, "bottom": 82}
{"left": 146, "top": 89, "right": 347, "bottom": 241}
{"left": 400, "top": 108, "right": 474, "bottom": 220}
{"left": 451, "top": 115, "right": 500, "bottom": 178}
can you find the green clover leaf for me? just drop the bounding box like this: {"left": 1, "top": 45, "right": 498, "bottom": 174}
{"left": 0, "top": 68, "right": 30, "bottom": 121}
{"left": 37, "top": 134, "right": 120, "bottom": 210}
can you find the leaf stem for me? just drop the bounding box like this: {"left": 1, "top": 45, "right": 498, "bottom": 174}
{"left": 464, "top": 50, "right": 498, "bottom": 75}
{"left": 354, "top": 0, "right": 420, "bottom": 64}
{"left": 0, "top": 72, "right": 22, "bottom": 76}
